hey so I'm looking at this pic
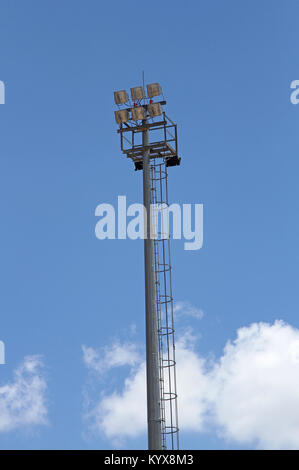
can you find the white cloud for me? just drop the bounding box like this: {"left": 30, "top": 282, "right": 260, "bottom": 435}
{"left": 175, "top": 332, "right": 209, "bottom": 432}
{"left": 83, "top": 320, "right": 299, "bottom": 449}
{"left": 82, "top": 342, "right": 140, "bottom": 375}
{"left": 0, "top": 355, "right": 48, "bottom": 432}
{"left": 207, "top": 320, "right": 299, "bottom": 449}
{"left": 174, "top": 301, "right": 204, "bottom": 320}
{"left": 82, "top": 331, "right": 208, "bottom": 444}
{"left": 90, "top": 362, "right": 147, "bottom": 443}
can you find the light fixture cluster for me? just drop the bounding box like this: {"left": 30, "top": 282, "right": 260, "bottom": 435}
{"left": 114, "top": 83, "right": 163, "bottom": 124}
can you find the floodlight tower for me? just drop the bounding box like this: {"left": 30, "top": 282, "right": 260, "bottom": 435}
{"left": 114, "top": 83, "right": 180, "bottom": 450}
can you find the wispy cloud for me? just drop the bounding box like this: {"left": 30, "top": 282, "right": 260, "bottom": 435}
{"left": 82, "top": 342, "right": 141, "bottom": 375}
{"left": 174, "top": 301, "right": 204, "bottom": 320}
{"left": 82, "top": 320, "right": 299, "bottom": 449}
{"left": 0, "top": 355, "right": 48, "bottom": 432}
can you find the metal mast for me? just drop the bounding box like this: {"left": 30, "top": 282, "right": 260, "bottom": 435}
{"left": 114, "top": 83, "right": 181, "bottom": 450}
{"left": 142, "top": 119, "right": 162, "bottom": 449}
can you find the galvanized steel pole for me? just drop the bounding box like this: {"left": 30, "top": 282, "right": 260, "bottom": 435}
{"left": 142, "top": 119, "right": 162, "bottom": 450}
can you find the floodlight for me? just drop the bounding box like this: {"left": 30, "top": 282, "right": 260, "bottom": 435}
{"left": 114, "top": 109, "right": 129, "bottom": 124}
{"left": 131, "top": 106, "right": 146, "bottom": 121}
{"left": 114, "top": 82, "right": 181, "bottom": 450}
{"left": 148, "top": 102, "right": 162, "bottom": 117}
{"left": 130, "top": 86, "right": 145, "bottom": 101}
{"left": 114, "top": 90, "right": 129, "bottom": 105}
{"left": 147, "top": 83, "right": 162, "bottom": 98}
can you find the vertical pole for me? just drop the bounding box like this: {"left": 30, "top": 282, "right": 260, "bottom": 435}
{"left": 143, "top": 119, "right": 162, "bottom": 450}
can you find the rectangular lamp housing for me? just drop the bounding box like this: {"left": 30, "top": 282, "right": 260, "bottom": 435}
{"left": 131, "top": 106, "right": 146, "bottom": 121}
{"left": 147, "top": 83, "right": 162, "bottom": 98}
{"left": 148, "top": 102, "right": 162, "bottom": 117}
{"left": 114, "top": 90, "right": 129, "bottom": 105}
{"left": 130, "top": 86, "right": 145, "bottom": 101}
{"left": 115, "top": 109, "right": 129, "bottom": 124}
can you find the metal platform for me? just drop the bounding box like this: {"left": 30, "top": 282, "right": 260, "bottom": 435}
{"left": 118, "top": 113, "right": 181, "bottom": 170}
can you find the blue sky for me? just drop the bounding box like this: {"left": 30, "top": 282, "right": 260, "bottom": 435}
{"left": 1, "top": 0, "right": 299, "bottom": 450}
